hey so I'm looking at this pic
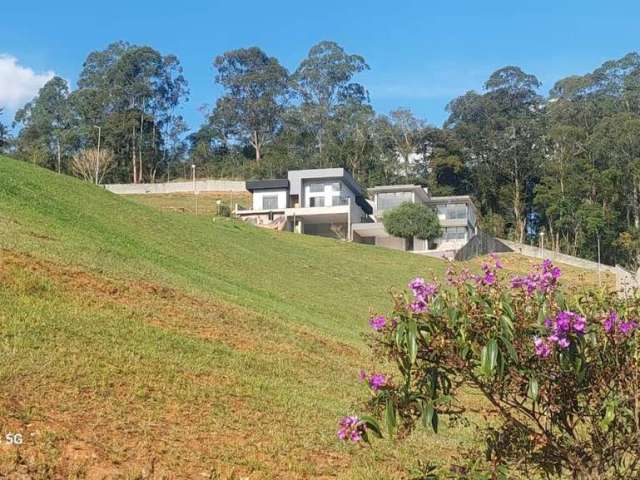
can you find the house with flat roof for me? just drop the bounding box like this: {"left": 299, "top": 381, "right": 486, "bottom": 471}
{"left": 350, "top": 185, "right": 478, "bottom": 257}
{"left": 235, "top": 169, "right": 478, "bottom": 258}
{"left": 235, "top": 168, "right": 372, "bottom": 239}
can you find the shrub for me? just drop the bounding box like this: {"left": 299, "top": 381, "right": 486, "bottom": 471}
{"left": 339, "top": 256, "right": 640, "bottom": 479}
{"left": 382, "top": 202, "right": 441, "bottom": 243}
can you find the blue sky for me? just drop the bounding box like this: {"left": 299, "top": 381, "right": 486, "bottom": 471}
{"left": 2, "top": 0, "right": 640, "bottom": 131}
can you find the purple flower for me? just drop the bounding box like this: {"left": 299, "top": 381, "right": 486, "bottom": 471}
{"left": 410, "top": 299, "right": 428, "bottom": 314}
{"left": 603, "top": 311, "right": 618, "bottom": 333}
{"left": 337, "top": 416, "right": 365, "bottom": 442}
{"left": 573, "top": 315, "right": 586, "bottom": 334}
{"left": 358, "top": 369, "right": 367, "bottom": 382}
{"left": 511, "top": 260, "right": 561, "bottom": 295}
{"left": 369, "top": 315, "right": 386, "bottom": 331}
{"left": 483, "top": 271, "right": 496, "bottom": 285}
{"left": 534, "top": 337, "right": 551, "bottom": 358}
{"left": 490, "top": 253, "right": 503, "bottom": 269}
{"left": 408, "top": 277, "right": 438, "bottom": 300}
{"left": 556, "top": 337, "right": 571, "bottom": 349}
{"left": 620, "top": 320, "right": 638, "bottom": 335}
{"left": 368, "top": 373, "right": 386, "bottom": 391}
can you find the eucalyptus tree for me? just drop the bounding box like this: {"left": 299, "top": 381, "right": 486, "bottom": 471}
{"left": 14, "top": 76, "right": 72, "bottom": 172}
{"left": 446, "top": 66, "right": 545, "bottom": 242}
{"left": 212, "top": 47, "right": 290, "bottom": 163}
{"left": 74, "top": 41, "right": 189, "bottom": 182}
{"left": 292, "top": 41, "right": 370, "bottom": 160}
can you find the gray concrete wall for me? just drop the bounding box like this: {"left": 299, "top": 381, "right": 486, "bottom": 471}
{"left": 104, "top": 180, "right": 246, "bottom": 195}
{"left": 500, "top": 239, "right": 618, "bottom": 274}
{"left": 455, "top": 230, "right": 513, "bottom": 261}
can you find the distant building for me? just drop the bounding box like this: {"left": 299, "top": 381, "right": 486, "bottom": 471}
{"left": 235, "top": 168, "right": 372, "bottom": 240}
{"left": 235, "top": 169, "right": 478, "bottom": 258}
{"left": 351, "top": 185, "right": 478, "bottom": 258}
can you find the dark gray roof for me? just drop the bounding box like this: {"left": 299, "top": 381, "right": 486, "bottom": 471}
{"left": 245, "top": 179, "right": 289, "bottom": 192}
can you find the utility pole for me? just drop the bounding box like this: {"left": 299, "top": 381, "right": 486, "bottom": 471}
{"left": 94, "top": 125, "right": 102, "bottom": 185}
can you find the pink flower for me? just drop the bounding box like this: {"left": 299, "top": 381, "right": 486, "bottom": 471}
{"left": 410, "top": 299, "right": 428, "bottom": 314}
{"left": 620, "top": 320, "right": 638, "bottom": 335}
{"left": 534, "top": 337, "right": 551, "bottom": 358}
{"left": 368, "top": 373, "right": 386, "bottom": 391}
{"left": 337, "top": 416, "right": 366, "bottom": 442}
{"left": 369, "top": 315, "right": 386, "bottom": 331}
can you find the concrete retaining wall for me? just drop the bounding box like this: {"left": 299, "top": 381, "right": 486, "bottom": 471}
{"left": 500, "top": 239, "right": 618, "bottom": 274}
{"left": 104, "top": 180, "right": 246, "bottom": 195}
{"left": 455, "top": 230, "right": 513, "bottom": 261}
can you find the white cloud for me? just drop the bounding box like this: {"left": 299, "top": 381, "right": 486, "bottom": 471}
{"left": 0, "top": 55, "right": 55, "bottom": 111}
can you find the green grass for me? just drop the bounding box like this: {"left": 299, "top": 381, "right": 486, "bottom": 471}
{"left": 0, "top": 156, "right": 471, "bottom": 479}
{"left": 125, "top": 191, "right": 251, "bottom": 216}
{"left": 0, "top": 157, "right": 605, "bottom": 478}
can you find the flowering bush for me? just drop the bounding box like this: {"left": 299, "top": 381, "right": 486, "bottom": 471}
{"left": 339, "top": 256, "right": 640, "bottom": 479}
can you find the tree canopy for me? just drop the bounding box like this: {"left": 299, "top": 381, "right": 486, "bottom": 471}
{"left": 9, "top": 42, "right": 640, "bottom": 268}
{"left": 382, "top": 202, "right": 441, "bottom": 243}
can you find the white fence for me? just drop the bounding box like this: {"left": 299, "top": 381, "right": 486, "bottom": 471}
{"left": 103, "top": 180, "right": 247, "bottom": 195}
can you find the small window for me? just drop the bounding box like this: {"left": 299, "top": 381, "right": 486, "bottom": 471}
{"left": 262, "top": 195, "right": 279, "bottom": 210}
{"left": 309, "top": 183, "right": 325, "bottom": 193}
{"left": 309, "top": 197, "right": 325, "bottom": 207}
{"left": 330, "top": 182, "right": 342, "bottom": 192}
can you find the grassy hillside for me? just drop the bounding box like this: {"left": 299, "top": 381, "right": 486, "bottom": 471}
{"left": 0, "top": 157, "right": 469, "bottom": 479}
{"left": 0, "top": 157, "right": 611, "bottom": 479}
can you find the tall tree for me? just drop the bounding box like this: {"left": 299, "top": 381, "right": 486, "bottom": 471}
{"left": 446, "top": 66, "right": 544, "bottom": 242}
{"left": 212, "top": 47, "right": 290, "bottom": 163}
{"left": 293, "top": 41, "right": 369, "bottom": 160}
{"left": 14, "top": 76, "right": 72, "bottom": 172}
{"left": 74, "top": 41, "right": 189, "bottom": 182}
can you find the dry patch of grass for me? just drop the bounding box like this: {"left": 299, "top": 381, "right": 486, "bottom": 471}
{"left": 0, "top": 251, "right": 364, "bottom": 478}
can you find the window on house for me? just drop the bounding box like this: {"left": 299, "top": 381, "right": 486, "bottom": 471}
{"left": 262, "top": 195, "right": 279, "bottom": 210}
{"left": 330, "top": 182, "right": 342, "bottom": 192}
{"left": 437, "top": 205, "right": 447, "bottom": 218}
{"left": 447, "top": 204, "right": 467, "bottom": 220}
{"left": 444, "top": 227, "right": 467, "bottom": 240}
{"left": 309, "top": 197, "right": 325, "bottom": 207}
{"left": 377, "top": 192, "right": 413, "bottom": 212}
{"left": 309, "top": 183, "right": 325, "bottom": 193}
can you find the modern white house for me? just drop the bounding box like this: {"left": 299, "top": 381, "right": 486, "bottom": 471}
{"left": 235, "top": 169, "right": 478, "bottom": 258}
{"left": 350, "top": 185, "right": 479, "bottom": 258}
{"left": 235, "top": 168, "right": 372, "bottom": 240}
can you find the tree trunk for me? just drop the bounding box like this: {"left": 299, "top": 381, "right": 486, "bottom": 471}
{"left": 252, "top": 130, "right": 261, "bottom": 162}
{"left": 56, "top": 138, "right": 61, "bottom": 174}
{"left": 132, "top": 124, "right": 137, "bottom": 184}
{"left": 634, "top": 182, "right": 640, "bottom": 229}
{"left": 138, "top": 111, "right": 144, "bottom": 183}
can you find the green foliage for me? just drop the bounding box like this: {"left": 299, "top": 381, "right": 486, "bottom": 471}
{"left": 212, "top": 47, "right": 290, "bottom": 162}
{"left": 350, "top": 258, "right": 640, "bottom": 478}
{"left": 13, "top": 41, "right": 189, "bottom": 183}
{"left": 382, "top": 202, "right": 441, "bottom": 242}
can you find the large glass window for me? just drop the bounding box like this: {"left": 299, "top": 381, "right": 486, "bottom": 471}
{"left": 447, "top": 204, "right": 467, "bottom": 220}
{"left": 309, "top": 183, "right": 325, "bottom": 193}
{"left": 444, "top": 227, "right": 467, "bottom": 240}
{"left": 377, "top": 192, "right": 413, "bottom": 212}
{"left": 309, "top": 197, "right": 325, "bottom": 207}
{"left": 262, "top": 195, "right": 279, "bottom": 210}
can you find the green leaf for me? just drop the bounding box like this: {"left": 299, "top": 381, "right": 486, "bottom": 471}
{"left": 527, "top": 377, "right": 539, "bottom": 403}
{"left": 407, "top": 319, "right": 418, "bottom": 364}
{"left": 384, "top": 399, "right": 397, "bottom": 436}
{"left": 482, "top": 339, "right": 498, "bottom": 376}
{"left": 360, "top": 415, "right": 383, "bottom": 439}
{"left": 601, "top": 402, "right": 616, "bottom": 431}
{"left": 421, "top": 401, "right": 438, "bottom": 433}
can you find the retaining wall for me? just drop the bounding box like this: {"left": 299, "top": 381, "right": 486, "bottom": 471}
{"left": 104, "top": 180, "right": 246, "bottom": 195}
